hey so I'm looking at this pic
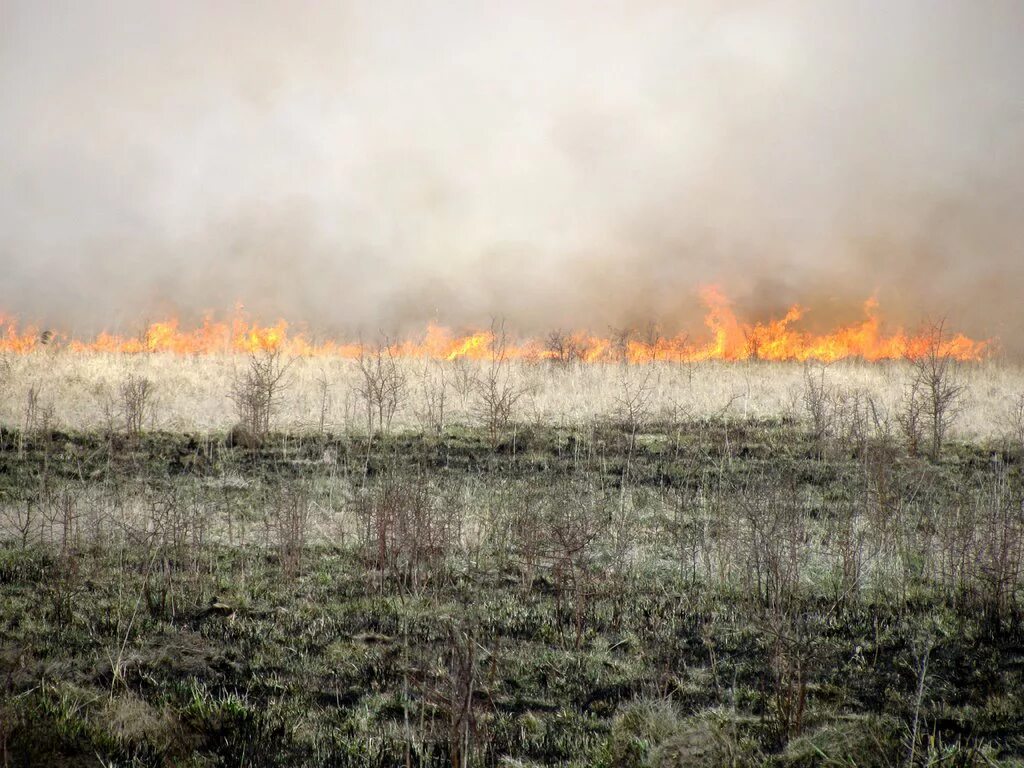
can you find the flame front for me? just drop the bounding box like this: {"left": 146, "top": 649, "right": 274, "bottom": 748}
{"left": 0, "top": 288, "right": 989, "bottom": 362}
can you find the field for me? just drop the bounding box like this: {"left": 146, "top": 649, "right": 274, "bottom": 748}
{"left": 1, "top": 350, "right": 1021, "bottom": 437}
{"left": 2, "top": 350, "right": 1024, "bottom": 766}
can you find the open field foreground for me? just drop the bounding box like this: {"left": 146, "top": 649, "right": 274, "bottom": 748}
{"left": 1, "top": 352, "right": 1024, "bottom": 766}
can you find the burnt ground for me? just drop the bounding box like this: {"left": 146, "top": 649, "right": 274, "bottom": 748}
{"left": 1, "top": 420, "right": 1023, "bottom": 766}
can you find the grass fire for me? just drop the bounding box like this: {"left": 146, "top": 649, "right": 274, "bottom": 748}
{"left": 0, "top": 287, "right": 990, "bottom": 362}
{"left": 2, "top": 2, "right": 1024, "bottom": 767}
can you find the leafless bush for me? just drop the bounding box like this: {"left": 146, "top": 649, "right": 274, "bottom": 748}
{"left": 503, "top": 485, "right": 549, "bottom": 591}
{"left": 905, "top": 633, "right": 934, "bottom": 768}
{"left": 836, "top": 387, "right": 877, "bottom": 453}
{"left": 15, "top": 382, "right": 56, "bottom": 461}
{"left": 4, "top": 498, "right": 41, "bottom": 549}
{"left": 44, "top": 483, "right": 82, "bottom": 554}
{"left": 315, "top": 371, "right": 331, "bottom": 434}
{"left": 802, "top": 364, "right": 836, "bottom": 447}
{"left": 44, "top": 547, "right": 82, "bottom": 630}
{"left": 661, "top": 482, "right": 714, "bottom": 585}
{"left": 609, "top": 325, "right": 634, "bottom": 364}
{"left": 759, "top": 611, "right": 812, "bottom": 747}
{"left": 356, "top": 473, "right": 463, "bottom": 594}
{"left": 414, "top": 361, "right": 448, "bottom": 434}
{"left": 906, "top": 320, "right": 966, "bottom": 459}
{"left": 1008, "top": 393, "right": 1024, "bottom": 453}
{"left": 613, "top": 366, "right": 656, "bottom": 482}
{"left": 613, "top": 366, "right": 655, "bottom": 433}
{"left": 449, "top": 356, "right": 477, "bottom": 404}
{"left": 229, "top": 348, "right": 291, "bottom": 438}
{"left": 738, "top": 481, "right": 807, "bottom": 611}
{"left": 474, "top": 321, "right": 526, "bottom": 447}
{"left": 267, "top": 484, "right": 312, "bottom": 579}
{"left": 973, "top": 463, "right": 1024, "bottom": 624}
{"left": 134, "top": 486, "right": 211, "bottom": 619}
{"left": 545, "top": 329, "right": 581, "bottom": 366}
{"left": 445, "top": 621, "right": 480, "bottom": 768}
{"left": 896, "top": 375, "right": 926, "bottom": 457}
{"left": 932, "top": 488, "right": 979, "bottom": 605}
{"left": 119, "top": 373, "right": 154, "bottom": 436}
{"left": 354, "top": 338, "right": 407, "bottom": 435}
{"left": 826, "top": 500, "right": 867, "bottom": 604}
{"left": 638, "top": 321, "right": 664, "bottom": 362}
{"left": 547, "top": 484, "right": 609, "bottom": 647}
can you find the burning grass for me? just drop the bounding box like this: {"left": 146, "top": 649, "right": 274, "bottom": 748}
{"left": 0, "top": 288, "right": 990, "bottom": 362}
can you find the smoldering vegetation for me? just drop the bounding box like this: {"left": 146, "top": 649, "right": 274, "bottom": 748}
{"left": 2, "top": 342, "right": 1024, "bottom": 765}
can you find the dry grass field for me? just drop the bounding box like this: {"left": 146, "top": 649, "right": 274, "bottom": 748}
{"left": 2, "top": 349, "right": 1022, "bottom": 440}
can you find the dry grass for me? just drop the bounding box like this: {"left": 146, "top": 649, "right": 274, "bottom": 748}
{"left": 1, "top": 349, "right": 1021, "bottom": 440}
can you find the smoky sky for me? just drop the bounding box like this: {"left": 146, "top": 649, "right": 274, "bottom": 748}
{"left": 1, "top": 1, "right": 1023, "bottom": 346}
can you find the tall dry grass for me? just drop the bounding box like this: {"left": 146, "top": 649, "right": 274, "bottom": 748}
{"left": 1, "top": 348, "right": 1021, "bottom": 440}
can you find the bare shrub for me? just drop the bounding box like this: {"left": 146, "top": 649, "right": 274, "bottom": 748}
{"left": 835, "top": 387, "right": 876, "bottom": 454}
{"left": 449, "top": 356, "right": 477, "bottom": 404}
{"left": 545, "top": 329, "right": 581, "bottom": 366}
{"left": 18, "top": 382, "right": 55, "bottom": 458}
{"left": 546, "top": 329, "right": 602, "bottom": 365}
{"left": 547, "top": 483, "right": 608, "bottom": 647}
{"left": 134, "top": 486, "right": 211, "bottom": 620}
{"left": 661, "top": 481, "right": 714, "bottom": 585}
{"left": 612, "top": 366, "right": 656, "bottom": 483}
{"left": 757, "top": 610, "right": 817, "bottom": 749}
{"left": 1008, "top": 393, "right": 1024, "bottom": 453}
{"left": 896, "top": 374, "right": 926, "bottom": 457}
{"left": 445, "top": 620, "right": 480, "bottom": 768}
{"left": 45, "top": 483, "right": 82, "bottom": 554}
{"left": 119, "top": 373, "right": 154, "bottom": 436}
{"left": 4, "top": 498, "right": 41, "bottom": 549}
{"left": 229, "top": 348, "right": 291, "bottom": 438}
{"left": 905, "top": 633, "right": 934, "bottom": 768}
{"left": 974, "top": 462, "right": 1024, "bottom": 624}
{"left": 802, "top": 364, "right": 836, "bottom": 447}
{"left": 503, "top": 484, "right": 548, "bottom": 591}
{"left": 356, "top": 473, "right": 462, "bottom": 594}
{"left": 354, "top": 338, "right": 407, "bottom": 435}
{"left": 414, "top": 360, "right": 448, "bottom": 434}
{"left": 638, "top": 321, "right": 664, "bottom": 362}
{"left": 905, "top": 320, "right": 966, "bottom": 459}
{"left": 44, "top": 547, "right": 82, "bottom": 630}
{"left": 609, "top": 325, "right": 634, "bottom": 364}
{"left": 613, "top": 366, "right": 655, "bottom": 434}
{"left": 267, "top": 484, "right": 312, "bottom": 579}
{"left": 738, "top": 481, "right": 807, "bottom": 612}
{"left": 474, "top": 321, "right": 526, "bottom": 447}
{"left": 315, "top": 370, "right": 331, "bottom": 434}
{"left": 827, "top": 501, "right": 867, "bottom": 604}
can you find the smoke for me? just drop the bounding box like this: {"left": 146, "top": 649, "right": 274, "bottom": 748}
{"left": 2, "top": 1, "right": 1022, "bottom": 348}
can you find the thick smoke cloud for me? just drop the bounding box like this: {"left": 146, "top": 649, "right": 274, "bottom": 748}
{"left": 1, "top": 1, "right": 1022, "bottom": 348}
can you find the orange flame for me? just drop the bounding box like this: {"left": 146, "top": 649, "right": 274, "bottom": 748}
{"left": 0, "top": 289, "right": 990, "bottom": 362}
